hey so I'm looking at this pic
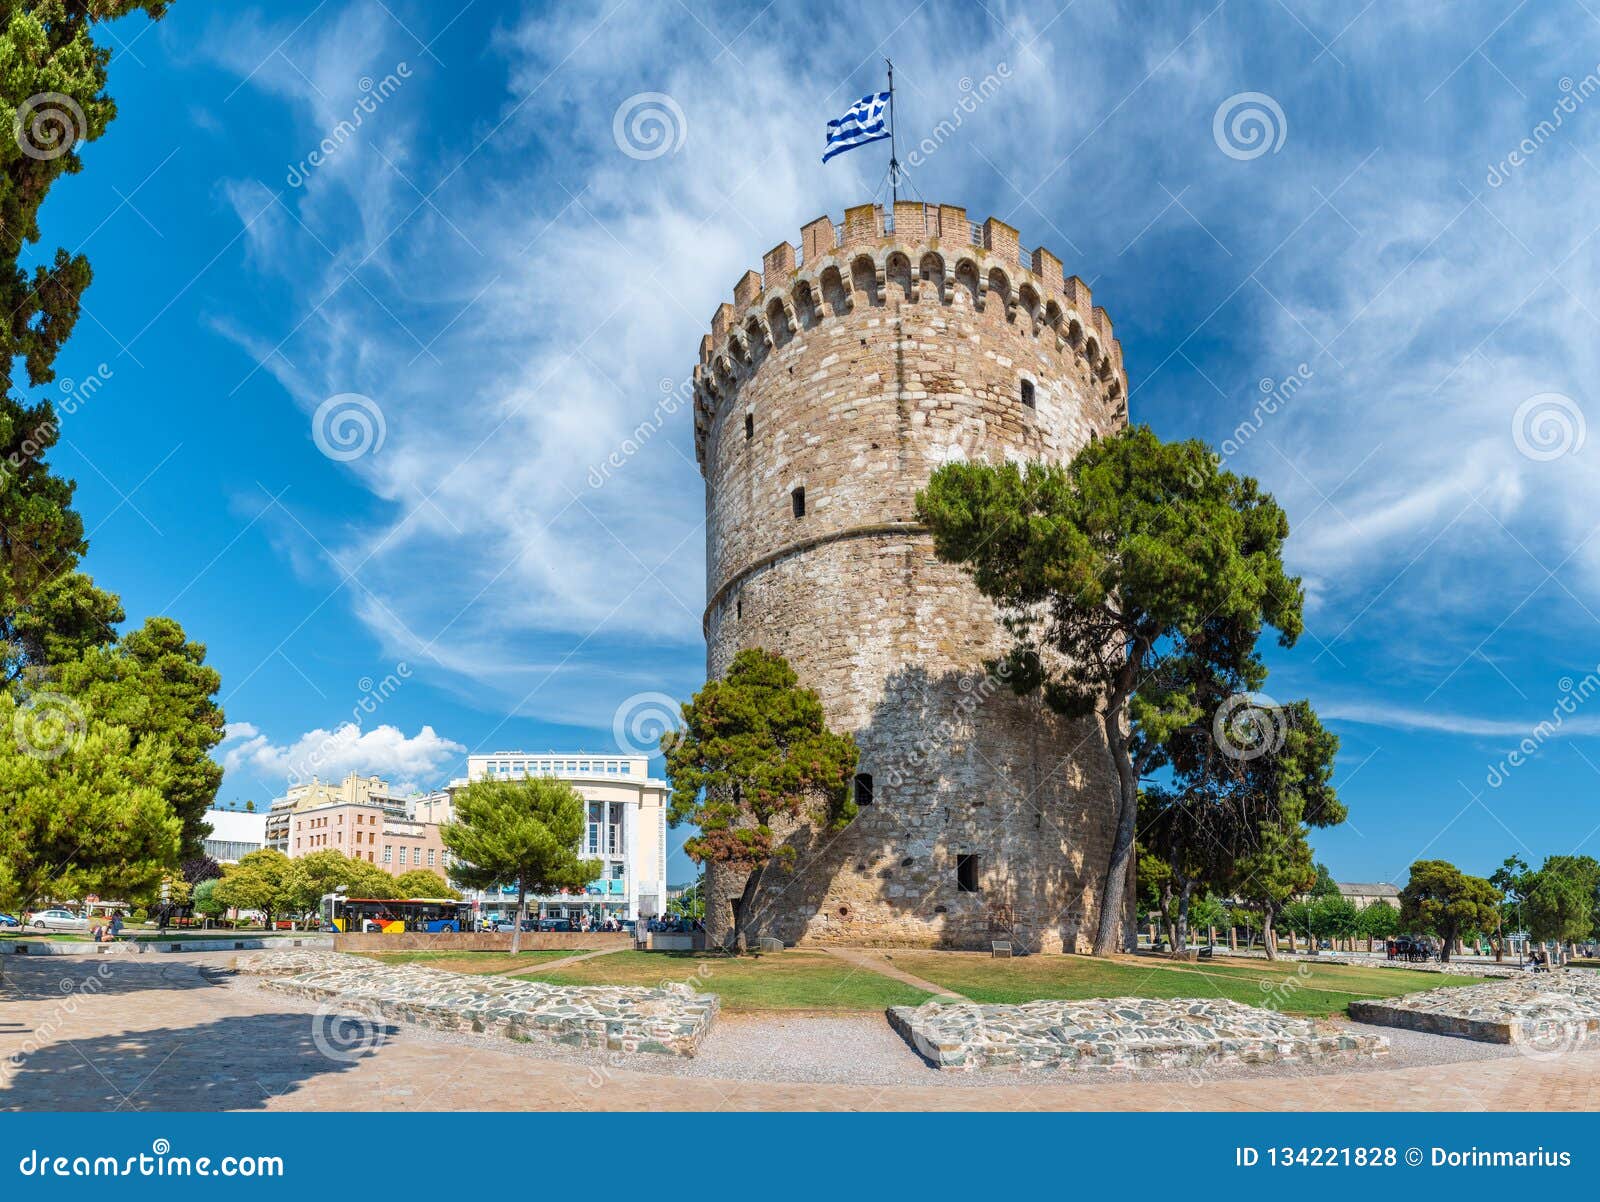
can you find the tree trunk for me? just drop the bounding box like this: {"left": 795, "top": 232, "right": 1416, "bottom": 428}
{"left": 1263, "top": 907, "right": 1278, "bottom": 961}
{"left": 1175, "top": 881, "right": 1192, "bottom": 952}
{"left": 1093, "top": 706, "right": 1138, "bottom": 957}
{"left": 511, "top": 882, "right": 525, "bottom": 955}
{"left": 732, "top": 864, "right": 764, "bottom": 953}
{"left": 1438, "top": 927, "right": 1452, "bottom": 963}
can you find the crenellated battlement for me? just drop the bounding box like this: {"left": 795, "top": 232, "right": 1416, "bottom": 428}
{"left": 691, "top": 201, "right": 1128, "bottom": 470}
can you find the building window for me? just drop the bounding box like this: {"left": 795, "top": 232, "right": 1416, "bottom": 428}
{"left": 791, "top": 486, "right": 806, "bottom": 518}
{"left": 428, "top": 849, "right": 436, "bottom": 866}
{"left": 853, "top": 772, "right": 874, "bottom": 806}
{"left": 956, "top": 853, "right": 980, "bottom": 893}
{"left": 1020, "top": 378, "right": 1035, "bottom": 407}
{"left": 382, "top": 845, "right": 393, "bottom": 864}
{"left": 744, "top": 412, "right": 754, "bottom": 439}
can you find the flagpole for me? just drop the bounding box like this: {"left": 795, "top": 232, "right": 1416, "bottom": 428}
{"left": 886, "top": 58, "right": 899, "bottom": 205}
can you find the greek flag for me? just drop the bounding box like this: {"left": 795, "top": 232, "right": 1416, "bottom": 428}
{"left": 824, "top": 91, "right": 891, "bottom": 163}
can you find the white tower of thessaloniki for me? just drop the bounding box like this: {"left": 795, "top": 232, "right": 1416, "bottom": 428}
{"left": 691, "top": 201, "right": 1131, "bottom": 953}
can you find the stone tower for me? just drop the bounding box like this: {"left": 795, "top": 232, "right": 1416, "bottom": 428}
{"left": 691, "top": 201, "right": 1130, "bottom": 953}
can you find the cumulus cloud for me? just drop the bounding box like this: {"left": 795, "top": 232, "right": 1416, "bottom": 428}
{"left": 220, "top": 721, "right": 465, "bottom": 797}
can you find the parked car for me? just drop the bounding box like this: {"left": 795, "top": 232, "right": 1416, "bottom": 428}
{"left": 31, "top": 909, "right": 89, "bottom": 931}
{"left": 0, "top": 912, "right": 19, "bottom": 928}
{"left": 538, "top": 918, "right": 573, "bottom": 933}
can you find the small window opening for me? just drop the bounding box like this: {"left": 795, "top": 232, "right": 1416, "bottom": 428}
{"left": 736, "top": 592, "right": 742, "bottom": 619}
{"left": 1020, "top": 378, "right": 1035, "bottom": 408}
{"left": 791, "top": 486, "right": 806, "bottom": 518}
{"left": 853, "top": 772, "right": 873, "bottom": 806}
{"left": 744, "top": 412, "right": 754, "bottom": 439}
{"left": 956, "top": 853, "right": 980, "bottom": 893}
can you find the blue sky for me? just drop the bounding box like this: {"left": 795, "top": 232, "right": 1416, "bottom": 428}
{"left": 38, "top": 0, "right": 1600, "bottom": 885}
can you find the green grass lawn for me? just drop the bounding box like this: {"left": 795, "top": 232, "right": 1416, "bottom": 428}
{"left": 356, "top": 949, "right": 583, "bottom": 974}
{"left": 886, "top": 951, "right": 1488, "bottom": 1018}
{"left": 514, "top": 950, "right": 933, "bottom": 1013}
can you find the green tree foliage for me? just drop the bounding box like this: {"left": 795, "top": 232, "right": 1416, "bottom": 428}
{"left": 191, "top": 876, "right": 221, "bottom": 918}
{"left": 664, "top": 647, "right": 858, "bottom": 951}
{"left": 1310, "top": 862, "right": 1340, "bottom": 897}
{"left": 1356, "top": 900, "right": 1401, "bottom": 943}
{"left": 1523, "top": 855, "right": 1600, "bottom": 945}
{"left": 1490, "top": 854, "right": 1532, "bottom": 934}
{"left": 212, "top": 849, "right": 293, "bottom": 929}
{"left": 393, "top": 868, "right": 458, "bottom": 900}
{"left": 1399, "top": 859, "right": 1502, "bottom": 963}
{"left": 441, "top": 776, "right": 599, "bottom": 953}
{"left": 0, "top": 3, "right": 170, "bottom": 674}
{"left": 916, "top": 426, "right": 1304, "bottom": 954}
{"left": 53, "top": 617, "right": 224, "bottom": 856}
{"left": 0, "top": 692, "right": 177, "bottom": 908}
{"left": 667, "top": 877, "right": 704, "bottom": 921}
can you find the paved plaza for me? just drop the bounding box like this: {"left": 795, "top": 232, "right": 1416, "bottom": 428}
{"left": 3, "top": 952, "right": 1600, "bottom": 1111}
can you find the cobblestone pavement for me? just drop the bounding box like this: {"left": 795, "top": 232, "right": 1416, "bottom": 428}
{"left": 3, "top": 953, "right": 1598, "bottom": 1111}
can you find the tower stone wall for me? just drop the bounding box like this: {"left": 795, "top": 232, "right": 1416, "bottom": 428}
{"left": 692, "top": 201, "right": 1131, "bottom": 953}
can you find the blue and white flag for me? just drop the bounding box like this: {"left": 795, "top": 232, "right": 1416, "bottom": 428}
{"left": 824, "top": 91, "right": 891, "bottom": 163}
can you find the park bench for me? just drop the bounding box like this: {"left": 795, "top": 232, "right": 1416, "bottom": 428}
{"left": 991, "top": 939, "right": 1012, "bottom": 959}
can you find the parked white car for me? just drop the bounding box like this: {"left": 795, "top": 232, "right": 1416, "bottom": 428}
{"left": 30, "top": 909, "right": 88, "bottom": 931}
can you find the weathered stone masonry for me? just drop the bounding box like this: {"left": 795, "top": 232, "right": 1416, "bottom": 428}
{"left": 692, "top": 201, "right": 1131, "bottom": 953}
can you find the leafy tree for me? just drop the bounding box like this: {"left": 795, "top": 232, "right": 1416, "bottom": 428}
{"left": 1280, "top": 898, "right": 1318, "bottom": 951}
{"left": 393, "top": 868, "right": 458, "bottom": 900}
{"left": 1313, "top": 894, "right": 1360, "bottom": 948}
{"left": 192, "top": 876, "right": 222, "bottom": 919}
{"left": 213, "top": 849, "right": 293, "bottom": 929}
{"left": 916, "top": 426, "right": 1304, "bottom": 954}
{"left": 1188, "top": 893, "right": 1228, "bottom": 939}
{"left": 179, "top": 854, "right": 221, "bottom": 885}
{"left": 53, "top": 617, "right": 224, "bottom": 856}
{"left": 244, "top": 800, "right": 255, "bottom": 812}
{"left": 664, "top": 647, "right": 859, "bottom": 952}
{"left": 1523, "top": 855, "right": 1600, "bottom": 945}
{"left": 1490, "top": 854, "right": 1532, "bottom": 936}
{"left": 1232, "top": 903, "right": 1265, "bottom": 949}
{"left": 667, "top": 877, "right": 705, "bottom": 921}
{"left": 0, "top": 691, "right": 178, "bottom": 909}
{"left": 0, "top": 2, "right": 172, "bottom": 678}
{"left": 1399, "top": 859, "right": 1501, "bottom": 963}
{"left": 1310, "top": 862, "right": 1340, "bottom": 898}
{"left": 1356, "top": 899, "right": 1401, "bottom": 945}
{"left": 441, "top": 776, "right": 599, "bottom": 953}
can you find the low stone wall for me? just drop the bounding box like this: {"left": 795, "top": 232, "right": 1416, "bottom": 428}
{"left": 887, "top": 997, "right": 1388, "bottom": 1072}
{"left": 233, "top": 950, "right": 717, "bottom": 1057}
{"left": 1349, "top": 972, "right": 1600, "bottom": 1048}
{"left": 332, "top": 931, "right": 630, "bottom": 954}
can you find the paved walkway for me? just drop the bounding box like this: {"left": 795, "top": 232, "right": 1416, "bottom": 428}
{"left": 3, "top": 954, "right": 1598, "bottom": 1111}
{"left": 821, "top": 947, "right": 969, "bottom": 1001}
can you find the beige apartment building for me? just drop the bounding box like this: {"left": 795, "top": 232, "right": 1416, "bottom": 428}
{"left": 268, "top": 771, "right": 451, "bottom": 882}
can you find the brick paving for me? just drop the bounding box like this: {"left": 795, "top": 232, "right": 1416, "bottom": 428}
{"left": 2, "top": 953, "right": 1597, "bottom": 1112}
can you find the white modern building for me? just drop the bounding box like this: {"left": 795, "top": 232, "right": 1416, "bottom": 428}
{"left": 202, "top": 808, "right": 268, "bottom": 864}
{"left": 459, "top": 752, "right": 670, "bottom": 923}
